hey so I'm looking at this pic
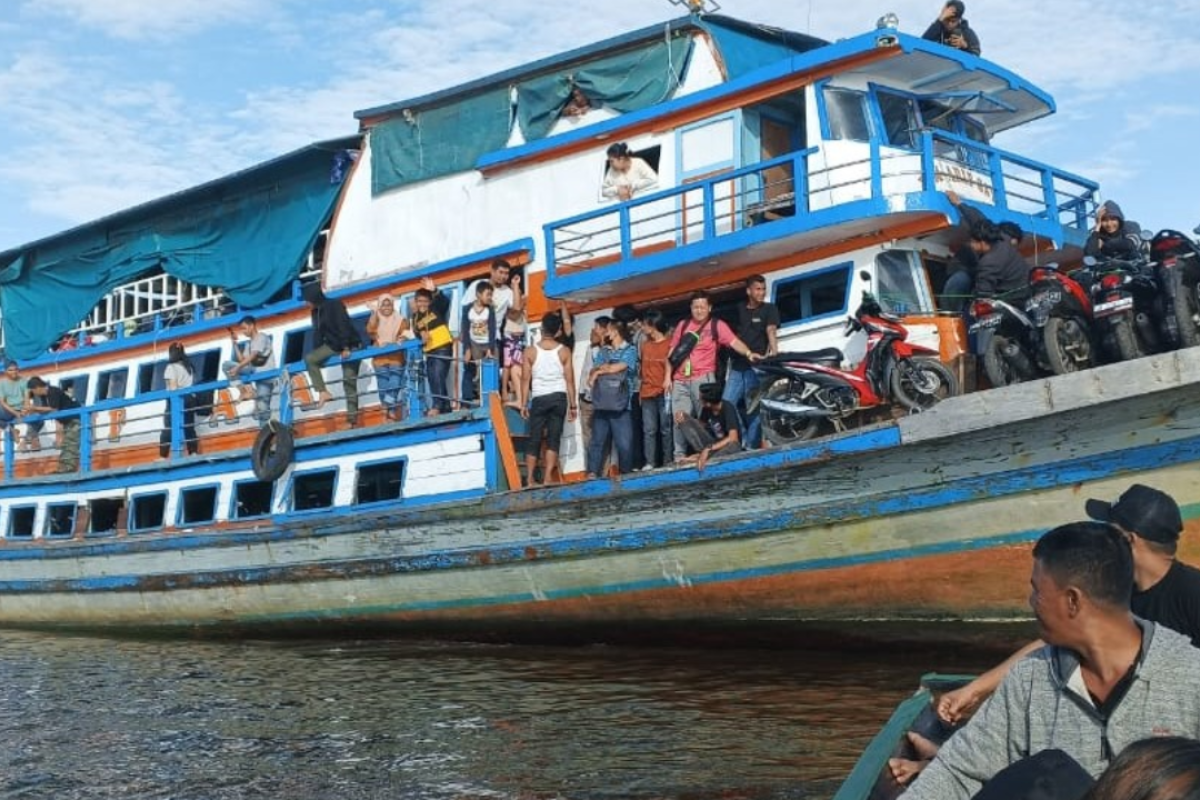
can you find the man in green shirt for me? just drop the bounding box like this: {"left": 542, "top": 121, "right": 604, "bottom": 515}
{"left": 0, "top": 360, "right": 29, "bottom": 437}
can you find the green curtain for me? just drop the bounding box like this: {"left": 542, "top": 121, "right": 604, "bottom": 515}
{"left": 370, "top": 87, "right": 513, "bottom": 195}
{"left": 516, "top": 36, "right": 694, "bottom": 142}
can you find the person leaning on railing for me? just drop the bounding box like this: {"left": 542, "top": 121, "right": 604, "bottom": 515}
{"left": 24, "top": 376, "right": 81, "bottom": 473}
{"left": 301, "top": 282, "right": 362, "bottom": 426}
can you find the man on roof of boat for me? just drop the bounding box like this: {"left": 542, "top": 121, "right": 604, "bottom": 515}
{"left": 900, "top": 521, "right": 1200, "bottom": 800}
{"left": 922, "top": 1, "right": 981, "bottom": 55}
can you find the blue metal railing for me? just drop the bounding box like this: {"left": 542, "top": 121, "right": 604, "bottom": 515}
{"left": 1, "top": 341, "right": 501, "bottom": 480}
{"left": 545, "top": 133, "right": 1098, "bottom": 281}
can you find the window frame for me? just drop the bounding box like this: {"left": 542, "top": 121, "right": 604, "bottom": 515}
{"left": 353, "top": 457, "right": 407, "bottom": 507}
{"left": 287, "top": 467, "right": 340, "bottom": 513}
{"left": 129, "top": 490, "right": 169, "bottom": 534}
{"left": 773, "top": 262, "right": 854, "bottom": 330}
{"left": 177, "top": 483, "right": 220, "bottom": 527}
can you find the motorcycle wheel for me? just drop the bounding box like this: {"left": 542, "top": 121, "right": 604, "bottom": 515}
{"left": 1043, "top": 316, "right": 1094, "bottom": 375}
{"left": 890, "top": 358, "right": 960, "bottom": 411}
{"left": 1110, "top": 316, "right": 1145, "bottom": 363}
{"left": 759, "top": 376, "right": 825, "bottom": 446}
{"left": 1171, "top": 268, "right": 1200, "bottom": 348}
{"left": 982, "top": 335, "right": 1023, "bottom": 387}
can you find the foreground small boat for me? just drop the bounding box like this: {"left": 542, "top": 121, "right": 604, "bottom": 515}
{"left": 832, "top": 674, "right": 969, "bottom": 800}
{"left": 1, "top": 11, "right": 1198, "bottom": 639}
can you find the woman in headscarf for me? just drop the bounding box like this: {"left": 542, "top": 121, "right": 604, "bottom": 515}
{"left": 366, "top": 293, "right": 410, "bottom": 421}
{"left": 160, "top": 342, "right": 199, "bottom": 458}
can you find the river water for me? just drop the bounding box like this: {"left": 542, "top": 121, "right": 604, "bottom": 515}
{"left": 0, "top": 632, "right": 1018, "bottom": 800}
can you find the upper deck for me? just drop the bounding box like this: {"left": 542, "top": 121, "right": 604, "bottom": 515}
{"left": 0, "top": 14, "right": 1097, "bottom": 366}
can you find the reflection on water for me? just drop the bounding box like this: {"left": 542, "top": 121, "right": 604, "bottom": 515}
{"left": 0, "top": 632, "right": 1007, "bottom": 799}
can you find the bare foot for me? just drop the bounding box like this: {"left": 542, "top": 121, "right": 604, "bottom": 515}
{"left": 315, "top": 391, "right": 334, "bottom": 409}
{"left": 887, "top": 757, "right": 929, "bottom": 786}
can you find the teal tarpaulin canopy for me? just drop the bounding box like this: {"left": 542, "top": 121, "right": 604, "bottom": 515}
{"left": 0, "top": 141, "right": 354, "bottom": 361}
{"left": 515, "top": 35, "right": 694, "bottom": 142}
{"left": 370, "top": 87, "right": 513, "bottom": 196}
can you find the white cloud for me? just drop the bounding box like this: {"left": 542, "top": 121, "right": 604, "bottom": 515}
{"left": 24, "top": 0, "right": 274, "bottom": 41}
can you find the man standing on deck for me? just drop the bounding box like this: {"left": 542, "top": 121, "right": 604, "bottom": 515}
{"left": 723, "top": 275, "right": 778, "bottom": 449}
{"left": 901, "top": 521, "right": 1200, "bottom": 800}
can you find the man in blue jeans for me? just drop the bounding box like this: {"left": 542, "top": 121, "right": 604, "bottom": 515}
{"left": 723, "top": 275, "right": 778, "bottom": 449}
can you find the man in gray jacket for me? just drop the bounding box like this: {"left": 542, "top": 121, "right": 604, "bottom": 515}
{"left": 904, "top": 521, "right": 1200, "bottom": 800}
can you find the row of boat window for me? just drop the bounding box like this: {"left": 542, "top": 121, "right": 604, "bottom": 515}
{"left": 4, "top": 459, "right": 404, "bottom": 540}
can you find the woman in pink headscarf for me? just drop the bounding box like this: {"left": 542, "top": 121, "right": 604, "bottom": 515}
{"left": 366, "top": 293, "right": 410, "bottom": 420}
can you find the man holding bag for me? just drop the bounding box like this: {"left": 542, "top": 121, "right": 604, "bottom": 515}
{"left": 665, "top": 291, "right": 759, "bottom": 462}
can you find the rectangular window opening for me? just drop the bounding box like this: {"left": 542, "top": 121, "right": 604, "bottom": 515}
{"left": 775, "top": 265, "right": 852, "bottom": 326}
{"left": 233, "top": 480, "right": 274, "bottom": 519}
{"left": 46, "top": 503, "right": 77, "bottom": 537}
{"left": 130, "top": 492, "right": 168, "bottom": 533}
{"left": 88, "top": 497, "right": 125, "bottom": 536}
{"left": 179, "top": 486, "right": 218, "bottom": 526}
{"left": 7, "top": 506, "right": 36, "bottom": 538}
{"left": 355, "top": 460, "right": 405, "bottom": 505}
{"left": 293, "top": 470, "right": 337, "bottom": 511}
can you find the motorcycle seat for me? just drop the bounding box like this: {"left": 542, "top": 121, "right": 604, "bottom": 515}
{"left": 769, "top": 348, "right": 844, "bottom": 365}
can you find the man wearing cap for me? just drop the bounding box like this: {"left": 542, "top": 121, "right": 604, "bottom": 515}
{"left": 888, "top": 484, "right": 1200, "bottom": 786}
{"left": 922, "top": 1, "right": 981, "bottom": 55}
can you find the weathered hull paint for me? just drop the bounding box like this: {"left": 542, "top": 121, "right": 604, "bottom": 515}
{"left": 1, "top": 349, "right": 1199, "bottom": 638}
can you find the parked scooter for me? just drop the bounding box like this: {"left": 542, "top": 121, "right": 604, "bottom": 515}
{"left": 968, "top": 264, "right": 1095, "bottom": 387}
{"left": 1147, "top": 227, "right": 1200, "bottom": 350}
{"left": 751, "top": 271, "right": 959, "bottom": 445}
{"left": 1077, "top": 254, "right": 1156, "bottom": 362}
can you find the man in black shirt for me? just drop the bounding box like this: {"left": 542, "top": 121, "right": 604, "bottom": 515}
{"left": 678, "top": 382, "right": 741, "bottom": 471}
{"left": 723, "top": 275, "right": 779, "bottom": 449}
{"left": 1086, "top": 483, "right": 1200, "bottom": 647}
{"left": 25, "top": 376, "right": 81, "bottom": 473}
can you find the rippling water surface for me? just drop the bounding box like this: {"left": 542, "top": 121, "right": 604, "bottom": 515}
{"left": 0, "top": 632, "right": 1009, "bottom": 799}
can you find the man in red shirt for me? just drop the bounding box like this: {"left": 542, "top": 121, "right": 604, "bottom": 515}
{"left": 665, "top": 291, "right": 757, "bottom": 462}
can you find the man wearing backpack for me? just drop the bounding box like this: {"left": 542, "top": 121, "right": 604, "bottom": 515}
{"left": 665, "top": 291, "right": 758, "bottom": 462}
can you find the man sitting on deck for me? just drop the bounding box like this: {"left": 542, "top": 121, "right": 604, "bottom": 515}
{"left": 900, "top": 521, "right": 1200, "bottom": 800}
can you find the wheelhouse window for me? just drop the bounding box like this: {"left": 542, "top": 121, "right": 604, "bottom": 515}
{"left": 355, "top": 460, "right": 405, "bottom": 505}
{"left": 775, "top": 264, "right": 852, "bottom": 326}
{"left": 7, "top": 506, "right": 36, "bottom": 539}
{"left": 292, "top": 469, "right": 337, "bottom": 511}
{"left": 877, "top": 91, "right": 919, "bottom": 150}
{"left": 130, "top": 491, "right": 168, "bottom": 533}
{"left": 823, "top": 88, "right": 871, "bottom": 142}
{"left": 875, "top": 250, "right": 935, "bottom": 316}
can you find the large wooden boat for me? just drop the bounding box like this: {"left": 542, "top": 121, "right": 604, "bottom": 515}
{"left": 0, "top": 12, "right": 1197, "bottom": 638}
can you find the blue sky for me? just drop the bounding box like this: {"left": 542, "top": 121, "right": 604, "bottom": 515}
{"left": 2, "top": 0, "right": 1199, "bottom": 253}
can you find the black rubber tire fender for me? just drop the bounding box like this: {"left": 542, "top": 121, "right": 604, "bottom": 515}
{"left": 251, "top": 421, "right": 294, "bottom": 482}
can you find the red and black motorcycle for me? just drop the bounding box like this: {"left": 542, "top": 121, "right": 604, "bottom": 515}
{"left": 751, "top": 272, "right": 959, "bottom": 444}
{"left": 1148, "top": 228, "right": 1200, "bottom": 350}
{"left": 969, "top": 264, "right": 1096, "bottom": 387}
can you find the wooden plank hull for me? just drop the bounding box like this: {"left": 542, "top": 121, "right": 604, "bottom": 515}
{"left": 2, "top": 348, "right": 1199, "bottom": 641}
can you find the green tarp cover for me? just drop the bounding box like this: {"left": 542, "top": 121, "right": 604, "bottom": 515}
{"left": 516, "top": 35, "right": 694, "bottom": 142}
{"left": 370, "top": 87, "right": 513, "bottom": 195}
{"left": 702, "top": 18, "right": 825, "bottom": 79}
{"left": 0, "top": 145, "right": 345, "bottom": 361}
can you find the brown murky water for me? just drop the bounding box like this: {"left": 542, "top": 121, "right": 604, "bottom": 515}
{"left": 0, "top": 632, "right": 1010, "bottom": 799}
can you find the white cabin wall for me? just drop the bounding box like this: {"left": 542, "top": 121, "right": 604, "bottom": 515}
{"left": 325, "top": 33, "right": 730, "bottom": 290}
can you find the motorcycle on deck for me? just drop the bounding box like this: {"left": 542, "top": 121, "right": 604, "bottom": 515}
{"left": 969, "top": 264, "right": 1096, "bottom": 387}
{"left": 1077, "top": 255, "right": 1156, "bottom": 363}
{"left": 1148, "top": 227, "right": 1200, "bottom": 350}
{"left": 751, "top": 271, "right": 960, "bottom": 445}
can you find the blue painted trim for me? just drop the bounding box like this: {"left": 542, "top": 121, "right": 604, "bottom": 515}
{"left": 3, "top": 426, "right": 1200, "bottom": 593}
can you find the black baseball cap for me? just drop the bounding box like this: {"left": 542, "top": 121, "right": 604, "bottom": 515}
{"left": 1085, "top": 484, "right": 1183, "bottom": 543}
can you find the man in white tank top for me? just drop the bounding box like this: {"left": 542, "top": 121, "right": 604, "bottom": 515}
{"left": 519, "top": 312, "right": 577, "bottom": 487}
